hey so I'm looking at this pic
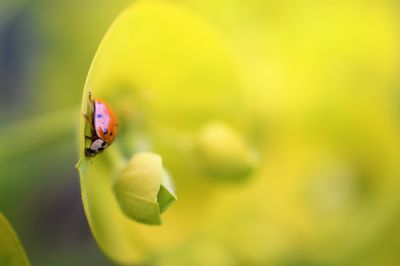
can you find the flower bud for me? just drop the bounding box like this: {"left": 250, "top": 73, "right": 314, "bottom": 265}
{"left": 113, "top": 152, "right": 177, "bottom": 225}
{"left": 196, "top": 122, "right": 258, "bottom": 181}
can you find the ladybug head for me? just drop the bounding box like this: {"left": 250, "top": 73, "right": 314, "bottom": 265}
{"left": 85, "top": 139, "right": 108, "bottom": 157}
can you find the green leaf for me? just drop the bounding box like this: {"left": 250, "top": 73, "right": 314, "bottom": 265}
{"left": 0, "top": 213, "right": 30, "bottom": 266}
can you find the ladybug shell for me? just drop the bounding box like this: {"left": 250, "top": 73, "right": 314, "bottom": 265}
{"left": 93, "top": 99, "right": 118, "bottom": 144}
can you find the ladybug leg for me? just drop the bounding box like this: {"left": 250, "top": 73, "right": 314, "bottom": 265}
{"left": 83, "top": 114, "right": 91, "bottom": 123}
{"left": 87, "top": 91, "right": 96, "bottom": 115}
{"left": 85, "top": 135, "right": 97, "bottom": 141}
{"left": 85, "top": 147, "right": 96, "bottom": 157}
{"left": 83, "top": 114, "right": 96, "bottom": 136}
{"left": 85, "top": 91, "right": 95, "bottom": 119}
{"left": 87, "top": 93, "right": 96, "bottom": 132}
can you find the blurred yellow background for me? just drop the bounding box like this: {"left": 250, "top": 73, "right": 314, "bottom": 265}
{"left": 1, "top": 0, "right": 399, "bottom": 265}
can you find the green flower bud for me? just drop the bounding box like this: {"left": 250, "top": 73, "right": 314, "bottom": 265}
{"left": 113, "top": 152, "right": 177, "bottom": 225}
{"left": 196, "top": 122, "right": 258, "bottom": 181}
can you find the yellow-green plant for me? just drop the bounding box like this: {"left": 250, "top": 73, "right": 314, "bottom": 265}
{"left": 1, "top": 1, "right": 399, "bottom": 265}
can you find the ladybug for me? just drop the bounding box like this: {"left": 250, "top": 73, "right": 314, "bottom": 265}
{"left": 84, "top": 91, "right": 118, "bottom": 157}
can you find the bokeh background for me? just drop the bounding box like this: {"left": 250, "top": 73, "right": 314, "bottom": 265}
{"left": 1, "top": 0, "right": 400, "bottom": 265}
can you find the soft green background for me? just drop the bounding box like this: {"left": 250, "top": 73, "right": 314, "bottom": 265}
{"left": 1, "top": 0, "right": 400, "bottom": 265}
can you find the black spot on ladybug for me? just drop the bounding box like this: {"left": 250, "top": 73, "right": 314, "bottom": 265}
{"left": 103, "top": 128, "right": 108, "bottom": 134}
{"left": 110, "top": 132, "right": 113, "bottom": 136}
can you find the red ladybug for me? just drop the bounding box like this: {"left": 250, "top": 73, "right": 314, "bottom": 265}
{"left": 85, "top": 92, "right": 118, "bottom": 157}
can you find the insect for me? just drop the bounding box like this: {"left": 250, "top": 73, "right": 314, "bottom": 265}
{"left": 84, "top": 91, "right": 118, "bottom": 157}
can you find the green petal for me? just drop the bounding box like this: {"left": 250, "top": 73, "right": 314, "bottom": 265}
{"left": 0, "top": 213, "right": 30, "bottom": 266}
